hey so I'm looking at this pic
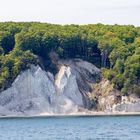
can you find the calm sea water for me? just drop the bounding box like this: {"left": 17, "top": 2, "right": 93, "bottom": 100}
{"left": 0, "top": 116, "right": 140, "bottom": 140}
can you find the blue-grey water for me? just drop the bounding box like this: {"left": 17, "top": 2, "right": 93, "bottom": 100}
{"left": 0, "top": 116, "right": 140, "bottom": 140}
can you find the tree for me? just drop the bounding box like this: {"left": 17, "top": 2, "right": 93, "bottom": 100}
{"left": 0, "top": 31, "right": 15, "bottom": 54}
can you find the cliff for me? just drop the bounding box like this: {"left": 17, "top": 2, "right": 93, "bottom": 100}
{"left": 0, "top": 59, "right": 100, "bottom": 116}
{"left": 0, "top": 59, "right": 139, "bottom": 116}
{"left": 93, "top": 79, "right": 140, "bottom": 112}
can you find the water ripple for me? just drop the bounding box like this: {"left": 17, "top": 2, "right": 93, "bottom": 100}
{"left": 0, "top": 116, "right": 140, "bottom": 140}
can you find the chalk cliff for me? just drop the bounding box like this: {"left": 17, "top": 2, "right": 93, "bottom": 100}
{"left": 94, "top": 79, "right": 140, "bottom": 112}
{"left": 0, "top": 59, "right": 140, "bottom": 116}
{"left": 0, "top": 59, "right": 100, "bottom": 116}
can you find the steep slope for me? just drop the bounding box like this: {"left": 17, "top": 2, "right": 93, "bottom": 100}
{"left": 92, "top": 79, "right": 140, "bottom": 112}
{"left": 0, "top": 59, "right": 139, "bottom": 116}
{"left": 0, "top": 59, "right": 100, "bottom": 116}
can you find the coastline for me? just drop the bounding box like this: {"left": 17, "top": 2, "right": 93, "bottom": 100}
{"left": 0, "top": 112, "right": 140, "bottom": 119}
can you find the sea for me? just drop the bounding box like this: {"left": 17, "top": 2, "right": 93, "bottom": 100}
{"left": 0, "top": 115, "right": 139, "bottom": 140}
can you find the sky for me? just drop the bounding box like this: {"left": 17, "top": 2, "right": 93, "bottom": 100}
{"left": 0, "top": 0, "right": 140, "bottom": 26}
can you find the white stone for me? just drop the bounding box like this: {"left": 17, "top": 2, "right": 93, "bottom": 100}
{"left": 0, "top": 59, "right": 100, "bottom": 116}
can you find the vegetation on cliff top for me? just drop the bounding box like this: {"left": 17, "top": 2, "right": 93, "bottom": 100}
{"left": 0, "top": 22, "right": 140, "bottom": 96}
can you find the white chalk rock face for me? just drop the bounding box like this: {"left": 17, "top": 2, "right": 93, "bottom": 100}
{"left": 0, "top": 66, "right": 56, "bottom": 116}
{"left": 55, "top": 66, "right": 83, "bottom": 106}
{"left": 0, "top": 59, "right": 100, "bottom": 116}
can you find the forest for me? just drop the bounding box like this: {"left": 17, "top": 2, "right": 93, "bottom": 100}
{"left": 0, "top": 22, "right": 140, "bottom": 96}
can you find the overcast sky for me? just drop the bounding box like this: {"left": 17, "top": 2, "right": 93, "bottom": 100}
{"left": 0, "top": 0, "right": 140, "bottom": 26}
